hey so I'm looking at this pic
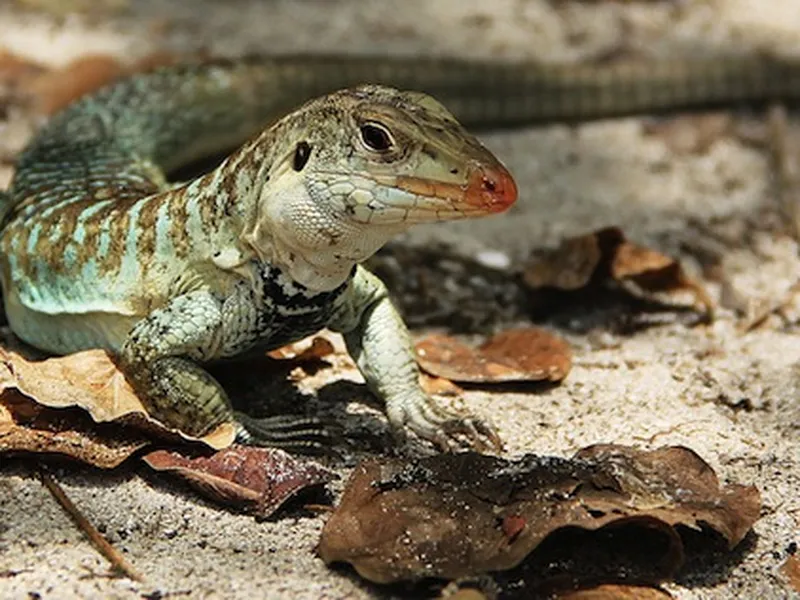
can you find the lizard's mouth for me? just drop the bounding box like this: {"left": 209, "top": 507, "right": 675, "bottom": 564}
{"left": 360, "top": 161, "right": 517, "bottom": 224}
{"left": 396, "top": 161, "right": 517, "bottom": 218}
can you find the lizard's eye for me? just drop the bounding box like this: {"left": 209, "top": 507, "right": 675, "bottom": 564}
{"left": 293, "top": 141, "right": 311, "bottom": 171}
{"left": 359, "top": 122, "right": 393, "bottom": 153}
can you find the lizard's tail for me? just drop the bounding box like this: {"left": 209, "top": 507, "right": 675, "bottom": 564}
{"left": 9, "top": 52, "right": 800, "bottom": 216}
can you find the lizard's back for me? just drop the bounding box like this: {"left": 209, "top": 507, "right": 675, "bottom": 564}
{"left": 0, "top": 62, "right": 285, "bottom": 353}
{"left": 4, "top": 53, "right": 800, "bottom": 354}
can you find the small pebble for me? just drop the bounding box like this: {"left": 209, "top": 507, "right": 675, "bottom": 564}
{"left": 474, "top": 249, "right": 511, "bottom": 270}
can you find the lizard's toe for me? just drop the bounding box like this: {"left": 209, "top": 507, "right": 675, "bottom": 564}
{"left": 391, "top": 394, "right": 503, "bottom": 453}
{"left": 235, "top": 412, "right": 341, "bottom": 454}
{"left": 439, "top": 415, "right": 503, "bottom": 453}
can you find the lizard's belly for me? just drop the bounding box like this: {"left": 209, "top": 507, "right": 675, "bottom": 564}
{"left": 4, "top": 288, "right": 140, "bottom": 354}
{"left": 1, "top": 262, "right": 149, "bottom": 355}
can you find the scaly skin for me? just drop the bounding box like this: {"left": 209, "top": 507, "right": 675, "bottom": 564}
{"left": 3, "top": 53, "right": 800, "bottom": 450}
{"left": 0, "top": 79, "right": 516, "bottom": 451}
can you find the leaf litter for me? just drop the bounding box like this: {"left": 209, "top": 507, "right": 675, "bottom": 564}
{"left": 415, "top": 327, "right": 572, "bottom": 383}
{"left": 0, "top": 49, "right": 762, "bottom": 591}
{"left": 0, "top": 337, "right": 337, "bottom": 519}
{"left": 319, "top": 445, "right": 760, "bottom": 591}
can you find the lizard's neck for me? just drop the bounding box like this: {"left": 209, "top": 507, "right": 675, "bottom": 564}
{"left": 240, "top": 177, "right": 403, "bottom": 291}
{"left": 183, "top": 141, "right": 400, "bottom": 293}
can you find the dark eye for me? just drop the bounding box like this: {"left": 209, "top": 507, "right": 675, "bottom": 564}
{"left": 293, "top": 141, "right": 311, "bottom": 171}
{"left": 360, "top": 122, "right": 393, "bottom": 152}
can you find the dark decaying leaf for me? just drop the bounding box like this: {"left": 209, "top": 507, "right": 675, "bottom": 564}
{"left": 318, "top": 445, "right": 759, "bottom": 586}
{"left": 523, "top": 227, "right": 713, "bottom": 317}
{"left": 143, "top": 446, "right": 336, "bottom": 518}
{"left": 415, "top": 327, "right": 572, "bottom": 383}
{"left": 0, "top": 392, "right": 148, "bottom": 468}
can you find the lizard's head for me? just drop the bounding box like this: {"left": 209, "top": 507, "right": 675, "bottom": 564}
{"left": 245, "top": 85, "right": 517, "bottom": 289}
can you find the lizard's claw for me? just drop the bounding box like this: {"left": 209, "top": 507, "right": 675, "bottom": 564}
{"left": 387, "top": 393, "right": 503, "bottom": 453}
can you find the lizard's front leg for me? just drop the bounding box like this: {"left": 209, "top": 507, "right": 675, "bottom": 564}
{"left": 331, "top": 268, "right": 501, "bottom": 451}
{"left": 120, "top": 290, "right": 324, "bottom": 448}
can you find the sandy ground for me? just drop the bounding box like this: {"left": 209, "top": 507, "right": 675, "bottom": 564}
{"left": 0, "top": 1, "right": 798, "bottom": 598}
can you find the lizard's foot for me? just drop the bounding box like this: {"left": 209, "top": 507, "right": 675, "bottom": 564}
{"left": 387, "top": 393, "right": 503, "bottom": 453}
{"left": 234, "top": 411, "right": 338, "bottom": 453}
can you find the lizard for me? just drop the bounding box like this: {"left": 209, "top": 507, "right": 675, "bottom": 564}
{"left": 2, "top": 53, "right": 800, "bottom": 451}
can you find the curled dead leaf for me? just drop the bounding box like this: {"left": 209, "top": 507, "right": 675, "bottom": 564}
{"left": 143, "top": 446, "right": 335, "bottom": 518}
{"left": 0, "top": 347, "right": 235, "bottom": 450}
{"left": 523, "top": 227, "right": 713, "bottom": 317}
{"left": 415, "top": 327, "right": 571, "bottom": 383}
{"left": 319, "top": 445, "right": 759, "bottom": 585}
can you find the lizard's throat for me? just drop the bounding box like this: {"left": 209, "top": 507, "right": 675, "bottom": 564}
{"left": 242, "top": 187, "right": 405, "bottom": 292}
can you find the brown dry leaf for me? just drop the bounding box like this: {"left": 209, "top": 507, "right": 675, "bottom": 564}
{"left": 0, "top": 392, "right": 148, "bottom": 468}
{"left": 318, "top": 445, "right": 759, "bottom": 585}
{"left": 0, "top": 48, "right": 45, "bottom": 90}
{"left": 0, "top": 347, "right": 235, "bottom": 450}
{"left": 783, "top": 554, "right": 800, "bottom": 593}
{"left": 523, "top": 227, "right": 713, "bottom": 316}
{"left": 27, "top": 50, "right": 185, "bottom": 116}
{"left": 415, "top": 327, "right": 571, "bottom": 383}
{"left": 557, "top": 584, "right": 672, "bottom": 599}
{"left": 30, "top": 54, "right": 126, "bottom": 115}
{"left": 643, "top": 113, "right": 732, "bottom": 155}
{"left": 419, "top": 373, "right": 462, "bottom": 397}
{"left": 266, "top": 335, "right": 336, "bottom": 362}
{"left": 523, "top": 232, "right": 603, "bottom": 291}
{"left": 143, "top": 446, "right": 335, "bottom": 518}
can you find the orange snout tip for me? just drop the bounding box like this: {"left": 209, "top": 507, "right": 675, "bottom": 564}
{"left": 465, "top": 162, "right": 518, "bottom": 213}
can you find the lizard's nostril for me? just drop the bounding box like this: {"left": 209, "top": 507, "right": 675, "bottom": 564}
{"left": 482, "top": 177, "right": 497, "bottom": 192}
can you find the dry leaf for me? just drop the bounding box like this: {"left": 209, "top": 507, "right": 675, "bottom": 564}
{"left": 319, "top": 445, "right": 759, "bottom": 585}
{"left": 266, "top": 335, "right": 336, "bottom": 362}
{"left": 25, "top": 51, "right": 185, "bottom": 116}
{"left": 0, "top": 392, "right": 147, "bottom": 468}
{"left": 0, "top": 347, "right": 235, "bottom": 449}
{"left": 557, "top": 584, "right": 672, "bottom": 599}
{"left": 419, "top": 373, "right": 462, "bottom": 397}
{"left": 30, "top": 54, "right": 126, "bottom": 115}
{"left": 415, "top": 327, "right": 571, "bottom": 383}
{"left": 0, "top": 48, "right": 45, "bottom": 90}
{"left": 143, "top": 446, "right": 335, "bottom": 518}
{"left": 783, "top": 554, "right": 800, "bottom": 593}
{"left": 523, "top": 227, "right": 713, "bottom": 316}
{"left": 523, "top": 233, "right": 603, "bottom": 291}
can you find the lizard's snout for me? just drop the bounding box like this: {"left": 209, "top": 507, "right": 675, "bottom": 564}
{"left": 464, "top": 162, "right": 517, "bottom": 213}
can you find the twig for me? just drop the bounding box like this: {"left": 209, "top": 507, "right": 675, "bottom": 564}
{"left": 39, "top": 467, "right": 144, "bottom": 582}
{"left": 768, "top": 103, "right": 800, "bottom": 240}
